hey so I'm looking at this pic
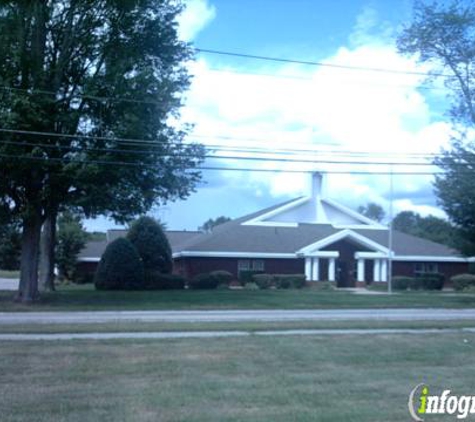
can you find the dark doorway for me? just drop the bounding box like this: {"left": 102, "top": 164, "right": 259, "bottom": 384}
{"left": 337, "top": 260, "right": 353, "bottom": 287}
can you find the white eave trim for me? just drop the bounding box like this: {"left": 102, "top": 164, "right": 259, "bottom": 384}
{"left": 323, "top": 198, "right": 386, "bottom": 229}
{"left": 173, "top": 251, "right": 297, "bottom": 259}
{"left": 241, "top": 197, "right": 309, "bottom": 226}
{"left": 306, "top": 251, "right": 340, "bottom": 258}
{"left": 77, "top": 257, "right": 101, "bottom": 262}
{"left": 297, "top": 229, "right": 390, "bottom": 255}
{"left": 393, "top": 255, "right": 475, "bottom": 263}
{"left": 355, "top": 251, "right": 390, "bottom": 259}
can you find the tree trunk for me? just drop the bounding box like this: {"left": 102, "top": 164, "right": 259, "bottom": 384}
{"left": 16, "top": 211, "right": 43, "bottom": 303}
{"left": 39, "top": 210, "right": 57, "bottom": 292}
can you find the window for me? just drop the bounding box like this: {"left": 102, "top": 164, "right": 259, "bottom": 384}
{"left": 252, "top": 260, "right": 264, "bottom": 271}
{"left": 237, "top": 259, "right": 265, "bottom": 273}
{"left": 414, "top": 263, "right": 438, "bottom": 277}
{"left": 238, "top": 260, "right": 250, "bottom": 272}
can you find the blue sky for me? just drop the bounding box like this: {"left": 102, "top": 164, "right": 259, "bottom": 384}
{"left": 85, "top": 0, "right": 454, "bottom": 232}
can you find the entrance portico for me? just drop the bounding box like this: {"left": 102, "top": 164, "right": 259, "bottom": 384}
{"left": 299, "top": 230, "right": 390, "bottom": 287}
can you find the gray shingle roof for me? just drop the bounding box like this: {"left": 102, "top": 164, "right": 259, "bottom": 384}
{"left": 78, "top": 198, "right": 464, "bottom": 260}
{"left": 78, "top": 230, "right": 202, "bottom": 259}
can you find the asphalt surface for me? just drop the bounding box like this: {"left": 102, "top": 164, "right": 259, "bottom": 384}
{"left": 1, "top": 327, "right": 474, "bottom": 341}
{"left": 1, "top": 308, "right": 475, "bottom": 324}
{"left": 0, "top": 278, "right": 18, "bottom": 291}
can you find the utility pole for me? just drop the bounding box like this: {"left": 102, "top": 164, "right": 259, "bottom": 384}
{"left": 388, "top": 166, "right": 394, "bottom": 294}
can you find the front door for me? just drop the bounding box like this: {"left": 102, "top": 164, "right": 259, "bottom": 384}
{"left": 337, "top": 260, "right": 355, "bottom": 288}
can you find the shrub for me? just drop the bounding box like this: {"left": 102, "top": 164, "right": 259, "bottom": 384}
{"left": 252, "top": 274, "right": 274, "bottom": 289}
{"left": 239, "top": 270, "right": 264, "bottom": 285}
{"left": 420, "top": 273, "right": 445, "bottom": 290}
{"left": 127, "top": 216, "right": 172, "bottom": 273}
{"left": 143, "top": 270, "right": 186, "bottom": 290}
{"left": 209, "top": 270, "right": 233, "bottom": 286}
{"left": 189, "top": 272, "right": 219, "bottom": 289}
{"left": 392, "top": 276, "right": 413, "bottom": 291}
{"left": 310, "top": 281, "right": 336, "bottom": 291}
{"left": 451, "top": 273, "right": 475, "bottom": 291}
{"left": 243, "top": 282, "right": 259, "bottom": 290}
{"left": 252, "top": 273, "right": 306, "bottom": 289}
{"left": 94, "top": 238, "right": 144, "bottom": 290}
{"left": 72, "top": 270, "right": 94, "bottom": 284}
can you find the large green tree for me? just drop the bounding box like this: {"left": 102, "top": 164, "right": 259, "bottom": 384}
{"left": 55, "top": 212, "right": 87, "bottom": 283}
{"left": 199, "top": 216, "right": 232, "bottom": 232}
{"left": 357, "top": 203, "right": 385, "bottom": 223}
{"left": 392, "top": 210, "right": 459, "bottom": 249}
{"left": 398, "top": 0, "right": 475, "bottom": 255}
{"left": 0, "top": 1, "right": 204, "bottom": 302}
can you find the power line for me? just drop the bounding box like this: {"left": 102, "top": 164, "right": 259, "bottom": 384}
{"left": 0, "top": 149, "right": 464, "bottom": 176}
{"left": 0, "top": 127, "right": 442, "bottom": 159}
{"left": 195, "top": 48, "right": 453, "bottom": 79}
{"left": 0, "top": 139, "right": 440, "bottom": 166}
{"left": 204, "top": 67, "right": 443, "bottom": 93}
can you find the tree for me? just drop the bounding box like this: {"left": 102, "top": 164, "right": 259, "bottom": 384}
{"left": 0, "top": 1, "right": 204, "bottom": 302}
{"left": 392, "top": 210, "right": 458, "bottom": 248}
{"left": 199, "top": 216, "right": 232, "bottom": 232}
{"left": 127, "top": 216, "right": 172, "bottom": 273}
{"left": 397, "top": 1, "right": 475, "bottom": 255}
{"left": 55, "top": 212, "right": 87, "bottom": 283}
{"left": 357, "top": 203, "right": 385, "bottom": 222}
{"left": 94, "top": 237, "right": 144, "bottom": 290}
{"left": 0, "top": 221, "right": 21, "bottom": 271}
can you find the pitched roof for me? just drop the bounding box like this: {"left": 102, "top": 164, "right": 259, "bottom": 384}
{"left": 77, "top": 197, "right": 466, "bottom": 261}
{"left": 171, "top": 198, "right": 463, "bottom": 259}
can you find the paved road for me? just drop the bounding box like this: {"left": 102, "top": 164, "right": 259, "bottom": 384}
{"left": 1, "top": 308, "right": 475, "bottom": 324}
{"left": 1, "top": 327, "right": 475, "bottom": 341}
{"left": 0, "top": 278, "right": 18, "bottom": 291}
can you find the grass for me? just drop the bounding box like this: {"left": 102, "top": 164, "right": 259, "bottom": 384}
{"left": 1, "top": 283, "right": 475, "bottom": 311}
{"left": 1, "top": 319, "right": 475, "bottom": 334}
{"left": 0, "top": 270, "right": 20, "bottom": 279}
{"left": 1, "top": 333, "right": 474, "bottom": 421}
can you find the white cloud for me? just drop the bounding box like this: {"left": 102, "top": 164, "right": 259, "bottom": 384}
{"left": 164, "top": 6, "right": 455, "bottom": 229}
{"left": 177, "top": 0, "right": 216, "bottom": 41}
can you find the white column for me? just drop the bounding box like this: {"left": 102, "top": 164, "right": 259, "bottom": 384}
{"left": 305, "top": 258, "right": 312, "bottom": 281}
{"left": 380, "top": 260, "right": 388, "bottom": 282}
{"left": 357, "top": 259, "right": 365, "bottom": 282}
{"left": 312, "top": 258, "right": 320, "bottom": 281}
{"left": 373, "top": 259, "right": 381, "bottom": 282}
{"left": 328, "top": 258, "right": 336, "bottom": 282}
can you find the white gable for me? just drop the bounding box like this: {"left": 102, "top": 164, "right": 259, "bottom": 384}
{"left": 243, "top": 172, "right": 385, "bottom": 229}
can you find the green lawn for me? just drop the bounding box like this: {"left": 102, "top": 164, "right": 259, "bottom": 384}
{"left": 1, "top": 283, "right": 475, "bottom": 311}
{"left": 0, "top": 270, "right": 20, "bottom": 279}
{"left": 1, "top": 333, "right": 474, "bottom": 421}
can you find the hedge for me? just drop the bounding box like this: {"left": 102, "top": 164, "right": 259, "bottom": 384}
{"left": 239, "top": 270, "right": 264, "bottom": 285}
{"left": 393, "top": 273, "right": 445, "bottom": 291}
{"left": 451, "top": 273, "right": 475, "bottom": 291}
{"left": 392, "top": 276, "right": 413, "bottom": 291}
{"left": 253, "top": 274, "right": 274, "bottom": 289}
{"left": 252, "top": 273, "right": 306, "bottom": 289}
{"left": 143, "top": 271, "right": 186, "bottom": 290}
{"left": 189, "top": 270, "right": 233, "bottom": 289}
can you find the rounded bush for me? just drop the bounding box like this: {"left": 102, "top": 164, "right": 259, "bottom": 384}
{"left": 209, "top": 270, "right": 233, "bottom": 286}
{"left": 252, "top": 274, "right": 274, "bottom": 289}
{"left": 392, "top": 276, "right": 413, "bottom": 291}
{"left": 127, "top": 216, "right": 172, "bottom": 273}
{"left": 189, "top": 272, "right": 219, "bottom": 289}
{"left": 143, "top": 270, "right": 186, "bottom": 290}
{"left": 451, "top": 273, "right": 475, "bottom": 291}
{"left": 94, "top": 238, "right": 144, "bottom": 290}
